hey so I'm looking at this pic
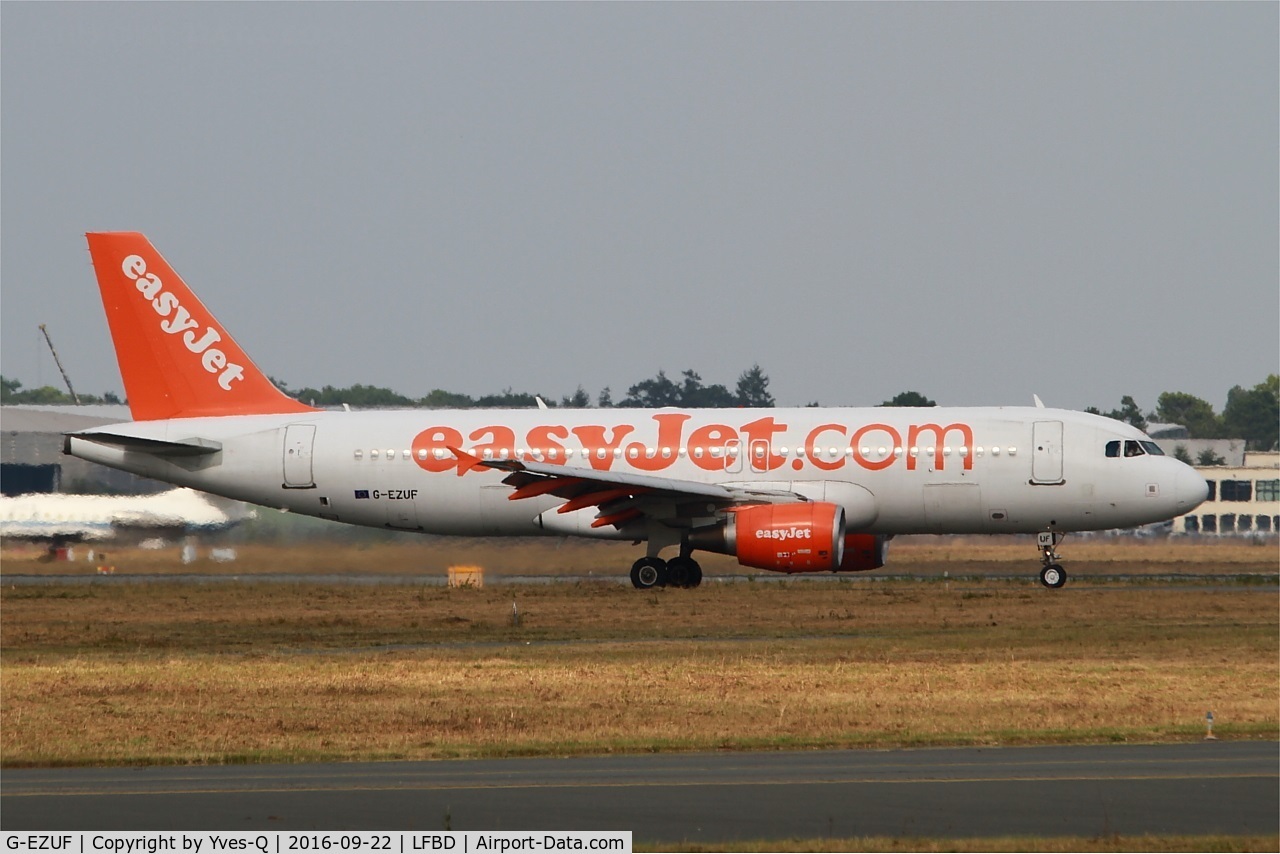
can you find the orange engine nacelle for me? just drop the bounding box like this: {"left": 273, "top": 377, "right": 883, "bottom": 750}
{"left": 838, "top": 533, "right": 889, "bottom": 572}
{"left": 729, "top": 502, "right": 846, "bottom": 573}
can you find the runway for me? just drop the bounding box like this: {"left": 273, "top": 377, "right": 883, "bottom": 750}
{"left": 4, "top": 742, "right": 1276, "bottom": 842}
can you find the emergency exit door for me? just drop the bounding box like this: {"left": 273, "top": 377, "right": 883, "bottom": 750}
{"left": 283, "top": 424, "right": 316, "bottom": 488}
{"left": 1031, "top": 421, "right": 1064, "bottom": 485}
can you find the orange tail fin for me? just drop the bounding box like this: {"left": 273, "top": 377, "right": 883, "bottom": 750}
{"left": 85, "top": 232, "right": 317, "bottom": 421}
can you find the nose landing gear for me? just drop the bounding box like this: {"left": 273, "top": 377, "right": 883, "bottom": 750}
{"left": 1037, "top": 530, "right": 1067, "bottom": 588}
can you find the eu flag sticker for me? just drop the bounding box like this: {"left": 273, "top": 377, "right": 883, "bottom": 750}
{"left": 354, "top": 489, "right": 370, "bottom": 499}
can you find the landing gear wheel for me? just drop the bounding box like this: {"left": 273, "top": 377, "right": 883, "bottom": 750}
{"left": 1036, "top": 530, "right": 1068, "bottom": 590}
{"left": 666, "top": 556, "right": 702, "bottom": 589}
{"left": 630, "top": 557, "right": 667, "bottom": 589}
{"left": 1039, "top": 564, "right": 1066, "bottom": 589}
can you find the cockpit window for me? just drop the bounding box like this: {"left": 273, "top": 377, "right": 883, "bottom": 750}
{"left": 1108, "top": 439, "right": 1165, "bottom": 458}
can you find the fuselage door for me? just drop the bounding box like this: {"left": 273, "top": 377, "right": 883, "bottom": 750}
{"left": 1031, "top": 420, "right": 1064, "bottom": 485}
{"left": 283, "top": 424, "right": 316, "bottom": 488}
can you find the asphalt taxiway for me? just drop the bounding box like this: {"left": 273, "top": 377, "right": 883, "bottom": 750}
{"left": 3, "top": 742, "right": 1276, "bottom": 841}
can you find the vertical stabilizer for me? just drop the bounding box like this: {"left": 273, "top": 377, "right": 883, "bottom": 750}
{"left": 85, "top": 232, "right": 316, "bottom": 421}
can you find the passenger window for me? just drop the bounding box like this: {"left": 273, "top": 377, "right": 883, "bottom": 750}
{"left": 1106, "top": 441, "right": 1120, "bottom": 458}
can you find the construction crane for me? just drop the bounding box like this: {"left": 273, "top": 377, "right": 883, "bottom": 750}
{"left": 38, "top": 324, "right": 80, "bottom": 404}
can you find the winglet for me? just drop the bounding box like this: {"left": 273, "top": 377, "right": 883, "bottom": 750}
{"left": 85, "top": 232, "right": 316, "bottom": 421}
{"left": 448, "top": 446, "right": 490, "bottom": 477}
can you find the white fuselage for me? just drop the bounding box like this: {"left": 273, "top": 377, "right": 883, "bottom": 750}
{"left": 67, "top": 406, "right": 1207, "bottom": 540}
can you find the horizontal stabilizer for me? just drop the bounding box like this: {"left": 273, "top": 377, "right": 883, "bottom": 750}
{"left": 64, "top": 432, "right": 222, "bottom": 457}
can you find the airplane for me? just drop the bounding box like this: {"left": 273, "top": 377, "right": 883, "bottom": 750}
{"left": 0, "top": 487, "right": 253, "bottom": 546}
{"left": 64, "top": 232, "right": 1210, "bottom": 589}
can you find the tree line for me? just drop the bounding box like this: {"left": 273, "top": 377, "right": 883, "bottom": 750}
{"left": 274, "top": 364, "right": 780, "bottom": 411}
{"left": 0, "top": 376, "right": 121, "bottom": 405}
{"left": 1086, "top": 375, "right": 1278, "bottom": 452}
{"left": 4, "top": 370, "right": 1275, "bottom": 451}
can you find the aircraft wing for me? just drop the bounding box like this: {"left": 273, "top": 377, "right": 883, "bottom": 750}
{"left": 450, "top": 448, "right": 807, "bottom": 532}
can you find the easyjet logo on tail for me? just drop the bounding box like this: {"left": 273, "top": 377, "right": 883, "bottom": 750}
{"left": 120, "top": 254, "right": 245, "bottom": 391}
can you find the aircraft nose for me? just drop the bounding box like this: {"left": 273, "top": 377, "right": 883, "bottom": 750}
{"left": 1175, "top": 466, "right": 1210, "bottom": 510}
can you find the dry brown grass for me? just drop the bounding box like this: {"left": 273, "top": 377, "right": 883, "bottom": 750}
{"left": 2, "top": 577, "right": 1275, "bottom": 766}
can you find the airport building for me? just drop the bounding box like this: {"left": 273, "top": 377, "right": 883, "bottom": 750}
{"left": 1, "top": 405, "right": 164, "bottom": 496}
{"left": 1170, "top": 451, "right": 1280, "bottom": 537}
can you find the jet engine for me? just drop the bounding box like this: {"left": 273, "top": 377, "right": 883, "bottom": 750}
{"left": 838, "top": 532, "right": 890, "bottom": 572}
{"left": 689, "top": 502, "right": 847, "bottom": 572}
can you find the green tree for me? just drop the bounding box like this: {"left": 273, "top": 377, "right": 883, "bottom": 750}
{"left": 1196, "top": 448, "right": 1227, "bottom": 466}
{"left": 597, "top": 387, "right": 613, "bottom": 408}
{"left": 1222, "top": 375, "right": 1279, "bottom": 451}
{"left": 881, "top": 391, "right": 937, "bottom": 407}
{"left": 734, "top": 364, "right": 775, "bottom": 407}
{"left": 620, "top": 370, "right": 682, "bottom": 407}
{"left": 292, "top": 384, "right": 415, "bottom": 407}
{"left": 18, "top": 385, "right": 71, "bottom": 404}
{"left": 419, "top": 389, "right": 476, "bottom": 408}
{"left": 560, "top": 386, "right": 590, "bottom": 408}
{"left": 1156, "top": 392, "right": 1221, "bottom": 438}
{"left": 1, "top": 375, "right": 121, "bottom": 405}
{"left": 475, "top": 389, "right": 542, "bottom": 408}
{"left": 1171, "top": 445, "right": 1194, "bottom": 465}
{"left": 679, "top": 370, "right": 735, "bottom": 407}
{"left": 1093, "top": 395, "right": 1149, "bottom": 431}
{"left": 1, "top": 376, "right": 22, "bottom": 403}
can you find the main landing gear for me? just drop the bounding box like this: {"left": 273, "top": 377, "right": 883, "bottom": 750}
{"left": 630, "top": 555, "right": 703, "bottom": 589}
{"left": 1037, "top": 530, "right": 1067, "bottom": 589}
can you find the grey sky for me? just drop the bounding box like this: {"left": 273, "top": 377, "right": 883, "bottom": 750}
{"left": 3, "top": 2, "right": 1276, "bottom": 412}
